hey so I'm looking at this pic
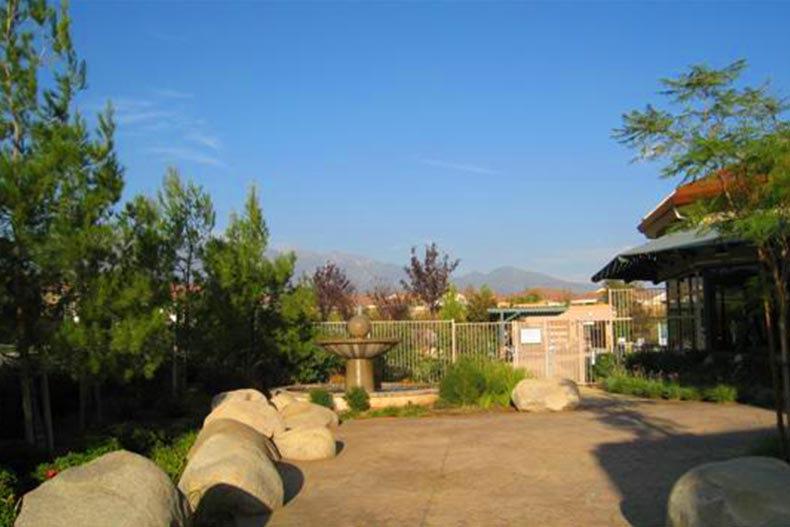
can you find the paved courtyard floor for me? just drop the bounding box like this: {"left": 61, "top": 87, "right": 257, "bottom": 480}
{"left": 267, "top": 389, "right": 775, "bottom": 527}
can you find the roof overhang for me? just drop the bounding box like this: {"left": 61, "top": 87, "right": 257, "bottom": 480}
{"left": 591, "top": 229, "right": 747, "bottom": 283}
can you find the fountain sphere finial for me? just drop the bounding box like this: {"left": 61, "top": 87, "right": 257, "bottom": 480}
{"left": 347, "top": 314, "right": 371, "bottom": 338}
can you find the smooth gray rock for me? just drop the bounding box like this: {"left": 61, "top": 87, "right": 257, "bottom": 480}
{"left": 667, "top": 456, "right": 790, "bottom": 527}
{"left": 274, "top": 427, "right": 337, "bottom": 461}
{"left": 179, "top": 419, "right": 284, "bottom": 521}
{"left": 211, "top": 389, "right": 267, "bottom": 410}
{"left": 511, "top": 378, "right": 581, "bottom": 412}
{"left": 280, "top": 401, "right": 339, "bottom": 430}
{"left": 15, "top": 450, "right": 191, "bottom": 527}
{"left": 205, "top": 399, "right": 285, "bottom": 438}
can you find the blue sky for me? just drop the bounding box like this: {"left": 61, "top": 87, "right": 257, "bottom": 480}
{"left": 70, "top": 1, "right": 790, "bottom": 282}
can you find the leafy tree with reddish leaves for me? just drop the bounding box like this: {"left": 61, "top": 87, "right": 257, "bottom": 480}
{"left": 401, "top": 243, "right": 460, "bottom": 314}
{"left": 370, "top": 283, "right": 410, "bottom": 320}
{"left": 312, "top": 262, "right": 356, "bottom": 320}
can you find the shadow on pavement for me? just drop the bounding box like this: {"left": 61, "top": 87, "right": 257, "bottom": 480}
{"left": 277, "top": 462, "right": 305, "bottom": 505}
{"left": 586, "top": 397, "right": 773, "bottom": 527}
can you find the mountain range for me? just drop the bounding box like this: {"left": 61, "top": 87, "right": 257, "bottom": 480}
{"left": 270, "top": 249, "right": 596, "bottom": 295}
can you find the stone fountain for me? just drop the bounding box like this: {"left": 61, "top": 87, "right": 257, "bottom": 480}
{"left": 317, "top": 315, "right": 400, "bottom": 392}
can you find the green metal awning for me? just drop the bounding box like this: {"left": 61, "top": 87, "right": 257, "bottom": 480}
{"left": 591, "top": 229, "right": 731, "bottom": 283}
{"left": 487, "top": 305, "right": 568, "bottom": 321}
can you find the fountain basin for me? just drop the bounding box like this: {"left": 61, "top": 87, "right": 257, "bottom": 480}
{"left": 274, "top": 383, "right": 438, "bottom": 412}
{"left": 316, "top": 337, "right": 400, "bottom": 359}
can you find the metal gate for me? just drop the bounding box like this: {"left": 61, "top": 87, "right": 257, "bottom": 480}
{"left": 512, "top": 319, "right": 610, "bottom": 384}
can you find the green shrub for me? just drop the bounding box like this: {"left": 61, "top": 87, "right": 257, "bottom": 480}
{"left": 439, "top": 359, "right": 486, "bottom": 406}
{"left": 309, "top": 388, "right": 335, "bottom": 409}
{"left": 592, "top": 353, "right": 619, "bottom": 381}
{"left": 603, "top": 373, "right": 733, "bottom": 404}
{"left": 33, "top": 436, "right": 122, "bottom": 482}
{"left": 344, "top": 387, "right": 370, "bottom": 412}
{"left": 679, "top": 386, "right": 702, "bottom": 401}
{"left": 662, "top": 382, "right": 683, "bottom": 400}
{"left": 150, "top": 430, "right": 197, "bottom": 482}
{"left": 439, "top": 358, "right": 525, "bottom": 408}
{"left": 110, "top": 423, "right": 166, "bottom": 454}
{"left": 703, "top": 384, "right": 738, "bottom": 403}
{"left": 0, "top": 466, "right": 17, "bottom": 527}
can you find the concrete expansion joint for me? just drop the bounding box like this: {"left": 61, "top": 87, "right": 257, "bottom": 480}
{"left": 417, "top": 435, "right": 452, "bottom": 527}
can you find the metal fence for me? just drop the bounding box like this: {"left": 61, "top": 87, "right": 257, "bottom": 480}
{"left": 315, "top": 320, "right": 511, "bottom": 383}
{"left": 314, "top": 287, "right": 671, "bottom": 385}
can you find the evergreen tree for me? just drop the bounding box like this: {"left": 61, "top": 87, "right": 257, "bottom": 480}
{"left": 0, "top": 0, "right": 122, "bottom": 448}
{"left": 202, "top": 186, "right": 295, "bottom": 386}
{"left": 158, "top": 167, "right": 215, "bottom": 395}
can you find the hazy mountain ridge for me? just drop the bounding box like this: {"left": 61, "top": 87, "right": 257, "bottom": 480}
{"left": 270, "top": 249, "right": 595, "bottom": 294}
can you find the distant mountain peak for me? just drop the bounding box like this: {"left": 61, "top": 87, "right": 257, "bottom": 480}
{"left": 270, "top": 248, "right": 594, "bottom": 294}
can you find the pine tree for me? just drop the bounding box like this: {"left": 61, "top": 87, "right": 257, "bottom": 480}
{"left": 0, "top": 0, "right": 123, "bottom": 448}
{"left": 158, "top": 167, "right": 215, "bottom": 395}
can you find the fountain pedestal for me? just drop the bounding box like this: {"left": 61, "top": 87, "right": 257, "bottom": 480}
{"left": 346, "top": 358, "right": 375, "bottom": 392}
{"left": 317, "top": 315, "right": 400, "bottom": 392}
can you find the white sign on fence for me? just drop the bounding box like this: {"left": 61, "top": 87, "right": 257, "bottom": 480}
{"left": 519, "top": 327, "right": 542, "bottom": 344}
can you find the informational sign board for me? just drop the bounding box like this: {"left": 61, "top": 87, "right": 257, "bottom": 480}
{"left": 519, "top": 327, "right": 542, "bottom": 345}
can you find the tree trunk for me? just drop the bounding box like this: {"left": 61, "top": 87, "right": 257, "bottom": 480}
{"left": 171, "top": 341, "right": 179, "bottom": 398}
{"left": 93, "top": 381, "right": 102, "bottom": 426}
{"left": 78, "top": 374, "right": 88, "bottom": 432}
{"left": 40, "top": 367, "right": 54, "bottom": 454}
{"left": 19, "top": 364, "right": 35, "bottom": 444}
{"left": 774, "top": 276, "right": 790, "bottom": 443}
{"left": 763, "top": 294, "right": 789, "bottom": 461}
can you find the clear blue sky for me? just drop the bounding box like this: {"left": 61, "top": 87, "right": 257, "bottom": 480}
{"left": 70, "top": 1, "right": 790, "bottom": 282}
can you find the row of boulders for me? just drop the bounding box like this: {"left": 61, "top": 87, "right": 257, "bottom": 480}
{"left": 511, "top": 377, "right": 581, "bottom": 412}
{"left": 14, "top": 387, "right": 341, "bottom": 527}
{"left": 181, "top": 388, "right": 339, "bottom": 524}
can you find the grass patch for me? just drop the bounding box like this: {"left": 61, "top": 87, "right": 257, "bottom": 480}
{"left": 341, "top": 403, "right": 431, "bottom": 420}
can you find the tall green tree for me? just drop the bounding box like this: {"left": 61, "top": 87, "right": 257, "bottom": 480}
{"left": 466, "top": 285, "right": 497, "bottom": 322}
{"left": 158, "top": 167, "right": 215, "bottom": 395}
{"left": 438, "top": 284, "right": 467, "bottom": 321}
{"left": 202, "top": 186, "right": 295, "bottom": 386}
{"left": 0, "top": 0, "right": 123, "bottom": 448}
{"left": 614, "top": 59, "right": 790, "bottom": 460}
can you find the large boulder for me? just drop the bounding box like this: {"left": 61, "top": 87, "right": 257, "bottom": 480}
{"left": 179, "top": 419, "right": 284, "bottom": 521}
{"left": 273, "top": 427, "right": 337, "bottom": 461}
{"left": 511, "top": 378, "right": 580, "bottom": 412}
{"left": 205, "top": 399, "right": 285, "bottom": 438}
{"left": 189, "top": 418, "right": 281, "bottom": 463}
{"left": 280, "top": 401, "right": 339, "bottom": 430}
{"left": 15, "top": 450, "right": 190, "bottom": 527}
{"left": 211, "top": 388, "right": 267, "bottom": 410}
{"left": 269, "top": 390, "right": 297, "bottom": 412}
{"left": 667, "top": 456, "right": 790, "bottom": 527}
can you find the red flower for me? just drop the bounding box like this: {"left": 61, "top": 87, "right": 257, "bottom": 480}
{"left": 44, "top": 469, "right": 58, "bottom": 479}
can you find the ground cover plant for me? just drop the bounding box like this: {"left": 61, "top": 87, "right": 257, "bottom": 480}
{"left": 340, "top": 403, "right": 430, "bottom": 420}
{"left": 309, "top": 388, "right": 335, "bottom": 409}
{"left": 603, "top": 373, "right": 738, "bottom": 403}
{"left": 344, "top": 387, "right": 371, "bottom": 412}
{"left": 0, "top": 467, "right": 17, "bottom": 527}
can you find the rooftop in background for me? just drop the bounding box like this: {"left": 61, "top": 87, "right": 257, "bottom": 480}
{"left": 638, "top": 172, "right": 740, "bottom": 239}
